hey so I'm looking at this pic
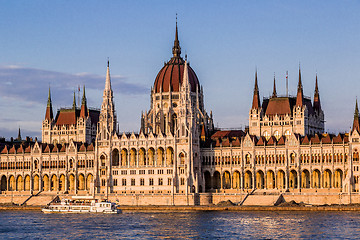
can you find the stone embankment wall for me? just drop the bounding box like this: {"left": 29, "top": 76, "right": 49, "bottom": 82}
{"left": 1, "top": 192, "right": 360, "bottom": 206}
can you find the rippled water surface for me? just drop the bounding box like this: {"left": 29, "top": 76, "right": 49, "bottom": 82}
{"left": 1, "top": 210, "right": 360, "bottom": 239}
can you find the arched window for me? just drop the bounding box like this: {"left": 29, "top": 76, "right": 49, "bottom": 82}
{"left": 284, "top": 130, "right": 291, "bottom": 138}
{"left": 263, "top": 131, "right": 270, "bottom": 141}
{"left": 274, "top": 130, "right": 281, "bottom": 140}
{"left": 100, "top": 155, "right": 106, "bottom": 167}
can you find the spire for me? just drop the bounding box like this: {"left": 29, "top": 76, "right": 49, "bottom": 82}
{"left": 17, "top": 127, "right": 21, "bottom": 141}
{"left": 182, "top": 60, "right": 190, "bottom": 90}
{"left": 272, "top": 73, "right": 277, "bottom": 98}
{"left": 252, "top": 70, "right": 260, "bottom": 109}
{"left": 72, "top": 91, "right": 76, "bottom": 109}
{"left": 353, "top": 99, "right": 360, "bottom": 133}
{"left": 80, "top": 85, "right": 88, "bottom": 118}
{"left": 172, "top": 15, "right": 181, "bottom": 58}
{"left": 313, "top": 74, "right": 322, "bottom": 112}
{"left": 296, "top": 66, "right": 304, "bottom": 107}
{"left": 105, "top": 59, "right": 112, "bottom": 91}
{"left": 45, "top": 86, "right": 54, "bottom": 121}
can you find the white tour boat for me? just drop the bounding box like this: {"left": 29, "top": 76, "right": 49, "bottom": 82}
{"left": 42, "top": 196, "right": 121, "bottom": 214}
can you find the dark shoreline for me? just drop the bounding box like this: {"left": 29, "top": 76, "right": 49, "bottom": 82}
{"left": 2, "top": 205, "right": 360, "bottom": 212}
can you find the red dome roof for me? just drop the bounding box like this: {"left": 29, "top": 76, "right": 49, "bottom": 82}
{"left": 153, "top": 24, "right": 200, "bottom": 93}
{"left": 153, "top": 57, "right": 199, "bottom": 93}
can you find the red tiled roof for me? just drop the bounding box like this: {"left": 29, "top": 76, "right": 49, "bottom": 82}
{"left": 16, "top": 145, "right": 24, "bottom": 154}
{"left": 277, "top": 136, "right": 286, "bottom": 145}
{"left": 333, "top": 134, "right": 343, "bottom": 144}
{"left": 265, "top": 97, "right": 292, "bottom": 116}
{"left": 79, "top": 143, "right": 87, "bottom": 152}
{"left": 60, "top": 144, "right": 66, "bottom": 152}
{"left": 301, "top": 135, "right": 310, "bottom": 145}
{"left": 321, "top": 134, "right": 332, "bottom": 144}
{"left": 267, "top": 136, "right": 276, "bottom": 145}
{"left": 87, "top": 143, "right": 94, "bottom": 151}
{"left": 25, "top": 145, "right": 31, "bottom": 153}
{"left": 153, "top": 57, "right": 199, "bottom": 93}
{"left": 211, "top": 130, "right": 245, "bottom": 139}
{"left": 55, "top": 109, "right": 79, "bottom": 126}
{"left": 9, "top": 145, "right": 16, "bottom": 154}
{"left": 232, "top": 138, "right": 241, "bottom": 147}
{"left": 222, "top": 138, "right": 230, "bottom": 147}
{"left": 1, "top": 145, "right": 8, "bottom": 154}
{"left": 311, "top": 134, "right": 321, "bottom": 144}
{"left": 256, "top": 137, "right": 265, "bottom": 146}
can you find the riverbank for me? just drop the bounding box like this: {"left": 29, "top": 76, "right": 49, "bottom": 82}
{"left": 2, "top": 204, "right": 360, "bottom": 212}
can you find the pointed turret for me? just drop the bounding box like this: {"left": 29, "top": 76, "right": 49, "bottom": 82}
{"left": 45, "top": 86, "right": 54, "bottom": 121}
{"left": 313, "top": 74, "right": 322, "bottom": 112}
{"left": 252, "top": 70, "right": 260, "bottom": 109}
{"left": 182, "top": 60, "right": 190, "bottom": 90}
{"left": 353, "top": 99, "right": 360, "bottom": 133}
{"left": 98, "top": 59, "right": 117, "bottom": 139}
{"left": 105, "top": 60, "right": 112, "bottom": 91}
{"left": 172, "top": 18, "right": 181, "bottom": 58}
{"left": 296, "top": 66, "right": 304, "bottom": 107}
{"left": 72, "top": 91, "right": 76, "bottom": 110}
{"left": 272, "top": 74, "right": 277, "bottom": 98}
{"left": 80, "top": 85, "right": 88, "bottom": 118}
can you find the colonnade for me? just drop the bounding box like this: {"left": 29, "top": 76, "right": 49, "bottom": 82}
{"left": 0, "top": 173, "right": 94, "bottom": 193}
{"left": 203, "top": 168, "right": 344, "bottom": 192}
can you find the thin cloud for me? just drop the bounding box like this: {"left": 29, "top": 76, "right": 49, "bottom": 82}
{"left": 0, "top": 65, "right": 149, "bottom": 106}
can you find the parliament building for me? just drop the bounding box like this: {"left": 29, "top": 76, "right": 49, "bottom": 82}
{"left": 1, "top": 24, "right": 360, "bottom": 206}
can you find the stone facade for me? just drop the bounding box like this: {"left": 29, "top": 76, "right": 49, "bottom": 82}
{"left": 0, "top": 25, "right": 360, "bottom": 206}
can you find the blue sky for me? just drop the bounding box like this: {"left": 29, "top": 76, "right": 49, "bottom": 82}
{"left": 0, "top": 1, "right": 360, "bottom": 139}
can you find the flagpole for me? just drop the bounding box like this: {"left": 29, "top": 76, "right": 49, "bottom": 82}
{"left": 286, "top": 71, "right": 288, "bottom": 97}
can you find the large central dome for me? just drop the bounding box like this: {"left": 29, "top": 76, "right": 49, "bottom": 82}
{"left": 153, "top": 25, "right": 200, "bottom": 93}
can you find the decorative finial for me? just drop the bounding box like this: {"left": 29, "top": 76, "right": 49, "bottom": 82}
{"left": 172, "top": 14, "right": 181, "bottom": 57}
{"left": 107, "top": 57, "right": 109, "bottom": 67}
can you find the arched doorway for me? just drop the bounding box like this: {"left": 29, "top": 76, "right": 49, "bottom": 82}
{"left": 323, "top": 169, "right": 332, "bottom": 188}
{"left": 277, "top": 170, "right": 285, "bottom": 189}
{"left": 112, "top": 149, "right": 119, "bottom": 166}
{"left": 1, "top": 176, "right": 7, "bottom": 191}
{"left": 33, "top": 175, "right": 39, "bottom": 191}
{"left": 334, "top": 169, "right": 343, "bottom": 188}
{"left": 204, "top": 171, "right": 211, "bottom": 191}
{"left": 166, "top": 147, "right": 174, "bottom": 165}
{"left": 266, "top": 170, "right": 275, "bottom": 189}
{"left": 121, "top": 149, "right": 128, "bottom": 166}
{"left": 16, "top": 175, "right": 23, "bottom": 191}
{"left": 312, "top": 169, "right": 321, "bottom": 188}
{"left": 157, "top": 148, "right": 164, "bottom": 166}
{"left": 8, "top": 176, "right": 15, "bottom": 191}
{"left": 301, "top": 170, "right": 310, "bottom": 188}
{"left": 69, "top": 174, "right": 75, "bottom": 191}
{"left": 24, "top": 175, "right": 31, "bottom": 191}
{"left": 78, "top": 174, "right": 85, "bottom": 190}
{"left": 148, "top": 148, "right": 155, "bottom": 166}
{"left": 43, "top": 175, "right": 49, "bottom": 191}
{"left": 256, "top": 170, "right": 264, "bottom": 189}
{"left": 289, "top": 170, "right": 298, "bottom": 189}
{"left": 130, "top": 148, "right": 137, "bottom": 166}
{"left": 232, "top": 171, "right": 240, "bottom": 189}
{"left": 86, "top": 174, "right": 93, "bottom": 191}
{"left": 244, "top": 170, "right": 253, "bottom": 189}
{"left": 139, "top": 148, "right": 146, "bottom": 166}
{"left": 51, "top": 175, "right": 58, "bottom": 191}
{"left": 59, "top": 174, "right": 66, "bottom": 191}
{"left": 213, "top": 171, "right": 221, "bottom": 189}
{"left": 222, "top": 171, "right": 231, "bottom": 189}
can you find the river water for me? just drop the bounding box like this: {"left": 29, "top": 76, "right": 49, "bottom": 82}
{"left": 0, "top": 210, "right": 359, "bottom": 239}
